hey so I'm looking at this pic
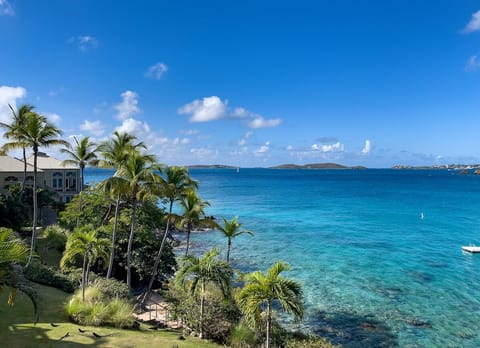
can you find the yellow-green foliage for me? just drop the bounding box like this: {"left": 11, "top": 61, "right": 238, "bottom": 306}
{"left": 65, "top": 286, "right": 135, "bottom": 328}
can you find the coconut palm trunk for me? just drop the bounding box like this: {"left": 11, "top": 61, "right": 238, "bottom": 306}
{"left": 227, "top": 237, "right": 232, "bottom": 263}
{"left": 199, "top": 279, "right": 206, "bottom": 338}
{"left": 107, "top": 195, "right": 121, "bottom": 279}
{"left": 143, "top": 200, "right": 173, "bottom": 304}
{"left": 127, "top": 193, "right": 137, "bottom": 288}
{"left": 27, "top": 145, "right": 39, "bottom": 267}
{"left": 266, "top": 300, "right": 272, "bottom": 348}
{"left": 185, "top": 221, "right": 192, "bottom": 256}
{"left": 20, "top": 147, "right": 27, "bottom": 198}
{"left": 81, "top": 251, "right": 88, "bottom": 302}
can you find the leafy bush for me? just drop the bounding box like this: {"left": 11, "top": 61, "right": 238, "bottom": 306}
{"left": 65, "top": 286, "right": 135, "bottom": 328}
{"left": 165, "top": 281, "right": 241, "bottom": 343}
{"left": 228, "top": 322, "right": 259, "bottom": 347}
{"left": 25, "top": 261, "right": 75, "bottom": 293}
{"left": 92, "top": 277, "right": 131, "bottom": 300}
{"left": 282, "top": 332, "right": 339, "bottom": 348}
{"left": 43, "top": 225, "right": 69, "bottom": 252}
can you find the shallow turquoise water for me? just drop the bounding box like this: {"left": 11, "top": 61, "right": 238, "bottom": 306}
{"left": 86, "top": 168, "right": 480, "bottom": 347}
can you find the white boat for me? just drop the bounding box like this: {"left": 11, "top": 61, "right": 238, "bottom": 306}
{"left": 461, "top": 245, "right": 480, "bottom": 253}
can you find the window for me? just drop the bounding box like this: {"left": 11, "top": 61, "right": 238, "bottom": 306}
{"left": 52, "top": 172, "right": 63, "bottom": 191}
{"left": 66, "top": 172, "right": 77, "bottom": 192}
{"left": 5, "top": 176, "right": 18, "bottom": 182}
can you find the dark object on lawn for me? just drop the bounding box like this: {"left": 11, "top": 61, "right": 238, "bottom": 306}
{"left": 92, "top": 332, "right": 102, "bottom": 338}
{"left": 78, "top": 328, "right": 89, "bottom": 333}
{"left": 59, "top": 332, "right": 70, "bottom": 340}
{"left": 50, "top": 322, "right": 60, "bottom": 327}
{"left": 178, "top": 335, "right": 185, "bottom": 340}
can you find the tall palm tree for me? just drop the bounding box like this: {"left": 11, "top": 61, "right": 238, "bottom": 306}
{"left": 60, "top": 226, "right": 110, "bottom": 302}
{"left": 60, "top": 136, "right": 97, "bottom": 191}
{"left": 97, "top": 176, "right": 129, "bottom": 279}
{"left": 217, "top": 216, "right": 253, "bottom": 263}
{"left": 22, "top": 112, "right": 68, "bottom": 266}
{"left": 0, "top": 104, "right": 35, "bottom": 195}
{"left": 143, "top": 166, "right": 198, "bottom": 303}
{"left": 95, "top": 132, "right": 147, "bottom": 281}
{"left": 177, "top": 190, "right": 212, "bottom": 255}
{"left": 94, "top": 131, "right": 146, "bottom": 168}
{"left": 115, "top": 150, "right": 162, "bottom": 288}
{"left": 0, "top": 227, "right": 38, "bottom": 322}
{"left": 237, "top": 261, "right": 304, "bottom": 348}
{"left": 176, "top": 248, "right": 233, "bottom": 339}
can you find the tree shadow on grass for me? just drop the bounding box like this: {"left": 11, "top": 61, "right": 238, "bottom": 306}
{"left": 310, "top": 310, "right": 398, "bottom": 348}
{"left": 6, "top": 323, "right": 98, "bottom": 347}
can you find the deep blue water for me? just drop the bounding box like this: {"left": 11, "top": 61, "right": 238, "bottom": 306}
{"left": 86, "top": 168, "right": 480, "bottom": 347}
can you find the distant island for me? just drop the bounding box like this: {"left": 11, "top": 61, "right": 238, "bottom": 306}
{"left": 392, "top": 164, "right": 480, "bottom": 170}
{"left": 270, "top": 163, "right": 367, "bottom": 170}
{"left": 187, "top": 164, "right": 238, "bottom": 169}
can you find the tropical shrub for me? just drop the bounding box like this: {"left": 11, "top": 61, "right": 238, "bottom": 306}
{"left": 43, "top": 225, "right": 69, "bottom": 252}
{"left": 24, "top": 261, "right": 75, "bottom": 292}
{"left": 66, "top": 286, "right": 135, "bottom": 328}
{"left": 228, "top": 322, "right": 259, "bottom": 348}
{"left": 165, "top": 280, "right": 241, "bottom": 343}
{"left": 92, "top": 277, "right": 131, "bottom": 300}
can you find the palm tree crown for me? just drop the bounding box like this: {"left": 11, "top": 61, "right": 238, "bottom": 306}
{"left": 0, "top": 104, "right": 35, "bottom": 194}
{"left": 238, "top": 261, "right": 304, "bottom": 348}
{"left": 60, "top": 136, "right": 97, "bottom": 191}
{"left": 177, "top": 190, "right": 212, "bottom": 255}
{"left": 60, "top": 226, "right": 110, "bottom": 301}
{"left": 217, "top": 216, "right": 253, "bottom": 263}
{"left": 177, "top": 248, "right": 233, "bottom": 338}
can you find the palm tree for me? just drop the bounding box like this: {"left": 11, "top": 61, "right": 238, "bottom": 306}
{"left": 95, "top": 131, "right": 147, "bottom": 280}
{"left": 60, "top": 226, "right": 110, "bottom": 302}
{"left": 176, "top": 248, "right": 233, "bottom": 338}
{"left": 0, "top": 227, "right": 38, "bottom": 322}
{"left": 97, "top": 176, "right": 129, "bottom": 279}
{"left": 177, "top": 190, "right": 212, "bottom": 255}
{"left": 217, "top": 216, "right": 253, "bottom": 263}
{"left": 22, "top": 112, "right": 68, "bottom": 266}
{"left": 94, "top": 131, "right": 146, "bottom": 168}
{"left": 237, "top": 261, "right": 304, "bottom": 348}
{"left": 144, "top": 166, "right": 198, "bottom": 303}
{"left": 115, "top": 150, "right": 162, "bottom": 288}
{"left": 60, "top": 136, "right": 97, "bottom": 191}
{"left": 0, "top": 104, "right": 34, "bottom": 195}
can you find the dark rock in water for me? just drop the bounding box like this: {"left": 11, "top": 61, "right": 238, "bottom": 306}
{"left": 405, "top": 319, "right": 432, "bottom": 329}
{"left": 408, "top": 271, "right": 434, "bottom": 283}
{"left": 310, "top": 309, "right": 398, "bottom": 347}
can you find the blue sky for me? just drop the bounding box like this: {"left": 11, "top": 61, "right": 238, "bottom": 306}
{"left": 1, "top": 0, "right": 480, "bottom": 167}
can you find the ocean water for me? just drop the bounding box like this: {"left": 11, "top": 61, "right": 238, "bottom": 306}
{"left": 86, "top": 168, "right": 480, "bottom": 347}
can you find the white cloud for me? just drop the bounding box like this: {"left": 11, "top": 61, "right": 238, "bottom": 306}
{"left": 286, "top": 145, "right": 294, "bottom": 151}
{"left": 145, "top": 62, "right": 168, "bottom": 79}
{"left": 44, "top": 113, "right": 62, "bottom": 124}
{"left": 466, "top": 55, "right": 480, "bottom": 71}
{"left": 172, "top": 137, "right": 190, "bottom": 145}
{"left": 464, "top": 10, "right": 480, "bottom": 33}
{"left": 178, "top": 96, "right": 228, "bottom": 122}
{"left": 115, "top": 90, "right": 140, "bottom": 120}
{"left": 115, "top": 118, "right": 150, "bottom": 135}
{"left": 179, "top": 96, "right": 282, "bottom": 128}
{"left": 80, "top": 120, "right": 105, "bottom": 136}
{"left": 249, "top": 116, "right": 282, "bottom": 129}
{"left": 255, "top": 141, "right": 270, "bottom": 154}
{"left": 0, "top": 86, "right": 27, "bottom": 123}
{"left": 68, "top": 35, "right": 99, "bottom": 51}
{"left": 0, "top": 0, "right": 14, "bottom": 16}
{"left": 361, "top": 139, "right": 372, "bottom": 154}
{"left": 238, "top": 131, "right": 253, "bottom": 146}
{"left": 190, "top": 147, "right": 217, "bottom": 157}
{"left": 311, "top": 142, "right": 344, "bottom": 153}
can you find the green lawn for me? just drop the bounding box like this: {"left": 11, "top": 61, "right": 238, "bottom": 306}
{"left": 1, "top": 283, "right": 221, "bottom": 348}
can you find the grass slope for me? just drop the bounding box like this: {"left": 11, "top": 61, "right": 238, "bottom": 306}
{"left": 1, "top": 283, "right": 221, "bottom": 348}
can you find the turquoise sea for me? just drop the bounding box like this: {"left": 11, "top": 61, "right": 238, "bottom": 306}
{"left": 86, "top": 168, "right": 480, "bottom": 347}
